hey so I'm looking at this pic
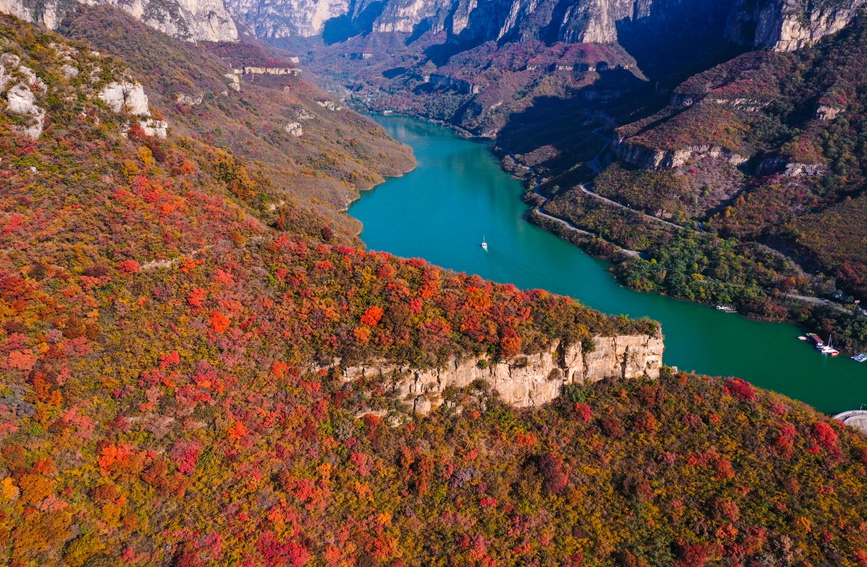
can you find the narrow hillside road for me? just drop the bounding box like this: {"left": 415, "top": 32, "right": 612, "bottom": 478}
{"left": 515, "top": 124, "right": 858, "bottom": 317}
{"left": 588, "top": 126, "right": 609, "bottom": 174}
{"left": 581, "top": 127, "right": 689, "bottom": 231}
{"left": 784, "top": 293, "right": 850, "bottom": 313}
{"left": 531, "top": 186, "right": 641, "bottom": 258}
{"left": 577, "top": 184, "right": 688, "bottom": 232}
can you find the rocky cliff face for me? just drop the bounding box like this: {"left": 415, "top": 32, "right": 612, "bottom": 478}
{"left": 0, "top": 0, "right": 238, "bottom": 41}
{"left": 229, "top": 0, "right": 863, "bottom": 52}
{"left": 725, "top": 0, "right": 867, "bottom": 51}
{"left": 229, "top": 0, "right": 348, "bottom": 38}
{"left": 341, "top": 333, "right": 664, "bottom": 414}
{"left": 226, "top": 0, "right": 695, "bottom": 42}
{"left": 613, "top": 136, "right": 747, "bottom": 170}
{"left": 1, "top": 41, "right": 165, "bottom": 139}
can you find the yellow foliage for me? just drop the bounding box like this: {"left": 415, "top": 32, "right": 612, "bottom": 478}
{"left": 0, "top": 477, "right": 19, "bottom": 502}
{"left": 120, "top": 159, "right": 140, "bottom": 180}
{"left": 137, "top": 146, "right": 155, "bottom": 167}
{"left": 63, "top": 534, "right": 107, "bottom": 567}
{"left": 18, "top": 473, "right": 55, "bottom": 504}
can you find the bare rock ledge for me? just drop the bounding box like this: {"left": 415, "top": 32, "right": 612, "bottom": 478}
{"left": 341, "top": 334, "right": 664, "bottom": 415}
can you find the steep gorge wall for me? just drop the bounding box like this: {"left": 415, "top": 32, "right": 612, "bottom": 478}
{"left": 341, "top": 333, "right": 664, "bottom": 414}
{"left": 725, "top": 0, "right": 867, "bottom": 51}
{"left": 227, "top": 0, "right": 865, "bottom": 53}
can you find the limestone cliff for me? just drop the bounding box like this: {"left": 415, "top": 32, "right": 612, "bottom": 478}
{"left": 613, "top": 136, "right": 747, "bottom": 170}
{"left": 341, "top": 333, "right": 664, "bottom": 414}
{"left": 725, "top": 0, "right": 867, "bottom": 51}
{"left": 229, "top": 0, "right": 348, "bottom": 38}
{"left": 228, "top": 0, "right": 864, "bottom": 53}
{"left": 225, "top": 0, "right": 721, "bottom": 42}
{"left": 0, "top": 0, "right": 238, "bottom": 42}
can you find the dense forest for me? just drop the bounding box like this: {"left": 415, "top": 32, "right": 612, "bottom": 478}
{"left": 1, "top": 11, "right": 867, "bottom": 567}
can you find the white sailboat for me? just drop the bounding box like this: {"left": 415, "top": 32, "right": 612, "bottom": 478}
{"left": 481, "top": 236, "right": 488, "bottom": 251}
{"left": 818, "top": 335, "right": 840, "bottom": 356}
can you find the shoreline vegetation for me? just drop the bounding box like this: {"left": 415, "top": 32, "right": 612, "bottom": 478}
{"left": 352, "top": 110, "right": 867, "bottom": 355}
{"left": 319, "top": 14, "right": 867, "bottom": 358}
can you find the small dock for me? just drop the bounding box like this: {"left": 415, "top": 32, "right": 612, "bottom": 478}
{"left": 834, "top": 410, "right": 867, "bottom": 435}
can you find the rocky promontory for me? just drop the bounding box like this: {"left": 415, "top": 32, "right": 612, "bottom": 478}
{"left": 341, "top": 333, "right": 665, "bottom": 414}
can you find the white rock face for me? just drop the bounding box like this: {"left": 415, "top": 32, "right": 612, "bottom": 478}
{"left": 228, "top": 0, "right": 349, "bottom": 38}
{"left": 726, "top": 0, "right": 867, "bottom": 51}
{"left": 613, "top": 136, "right": 747, "bottom": 170}
{"left": 141, "top": 118, "right": 168, "bottom": 137}
{"left": 223, "top": 0, "right": 865, "bottom": 56}
{"left": 816, "top": 105, "right": 842, "bottom": 121}
{"left": 284, "top": 121, "right": 303, "bottom": 136}
{"left": 224, "top": 72, "right": 241, "bottom": 92}
{"left": 0, "top": 0, "right": 238, "bottom": 42}
{"left": 5, "top": 83, "right": 46, "bottom": 139}
{"left": 99, "top": 81, "right": 151, "bottom": 115}
{"left": 61, "top": 64, "right": 79, "bottom": 78}
{"left": 373, "top": 0, "right": 451, "bottom": 33}
{"left": 784, "top": 162, "right": 825, "bottom": 177}
{"left": 176, "top": 93, "right": 204, "bottom": 105}
{"left": 315, "top": 99, "right": 342, "bottom": 111}
{"left": 97, "top": 81, "right": 169, "bottom": 137}
{"left": 0, "top": 0, "right": 30, "bottom": 23}
{"left": 6, "top": 83, "right": 36, "bottom": 114}
{"left": 341, "top": 333, "right": 664, "bottom": 414}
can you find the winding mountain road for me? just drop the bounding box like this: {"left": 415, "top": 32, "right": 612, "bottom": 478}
{"left": 514, "top": 123, "right": 857, "bottom": 316}
{"left": 784, "top": 293, "right": 850, "bottom": 313}
{"left": 576, "top": 184, "right": 688, "bottom": 231}
{"left": 530, "top": 185, "right": 641, "bottom": 258}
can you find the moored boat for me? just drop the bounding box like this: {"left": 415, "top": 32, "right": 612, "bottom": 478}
{"left": 852, "top": 353, "right": 867, "bottom": 362}
{"left": 818, "top": 335, "right": 839, "bottom": 356}
{"left": 806, "top": 333, "right": 824, "bottom": 347}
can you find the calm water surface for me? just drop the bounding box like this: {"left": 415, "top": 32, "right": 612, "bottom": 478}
{"left": 349, "top": 116, "right": 867, "bottom": 414}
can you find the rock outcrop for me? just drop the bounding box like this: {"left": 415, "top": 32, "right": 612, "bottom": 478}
{"left": 2, "top": 28, "right": 169, "bottom": 141}
{"left": 228, "top": 0, "right": 350, "bottom": 38}
{"left": 227, "top": 0, "right": 699, "bottom": 42}
{"left": 99, "top": 81, "right": 150, "bottom": 115}
{"left": 1, "top": 53, "right": 46, "bottom": 139}
{"left": 726, "top": 0, "right": 867, "bottom": 51}
{"left": 284, "top": 121, "right": 303, "bottom": 136}
{"left": 613, "top": 136, "right": 747, "bottom": 170}
{"left": 341, "top": 333, "right": 664, "bottom": 414}
{"left": 0, "top": 0, "right": 238, "bottom": 42}
{"left": 98, "top": 80, "right": 168, "bottom": 137}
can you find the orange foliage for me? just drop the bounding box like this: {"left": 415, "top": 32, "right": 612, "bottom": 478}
{"left": 210, "top": 311, "right": 230, "bottom": 333}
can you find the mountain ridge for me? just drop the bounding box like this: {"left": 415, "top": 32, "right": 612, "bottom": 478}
{"left": 2, "top": 9, "right": 867, "bottom": 567}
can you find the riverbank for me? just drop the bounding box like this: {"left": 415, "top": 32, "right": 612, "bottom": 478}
{"left": 492, "top": 124, "right": 867, "bottom": 355}
{"left": 349, "top": 115, "right": 867, "bottom": 414}
{"left": 355, "top": 109, "right": 866, "bottom": 354}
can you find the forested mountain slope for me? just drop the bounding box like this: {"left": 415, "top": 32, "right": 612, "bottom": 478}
{"left": 61, "top": 4, "right": 415, "bottom": 216}
{"left": 1, "top": 10, "right": 867, "bottom": 567}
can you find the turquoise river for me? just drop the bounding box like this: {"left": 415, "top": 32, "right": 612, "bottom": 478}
{"left": 348, "top": 115, "right": 867, "bottom": 414}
